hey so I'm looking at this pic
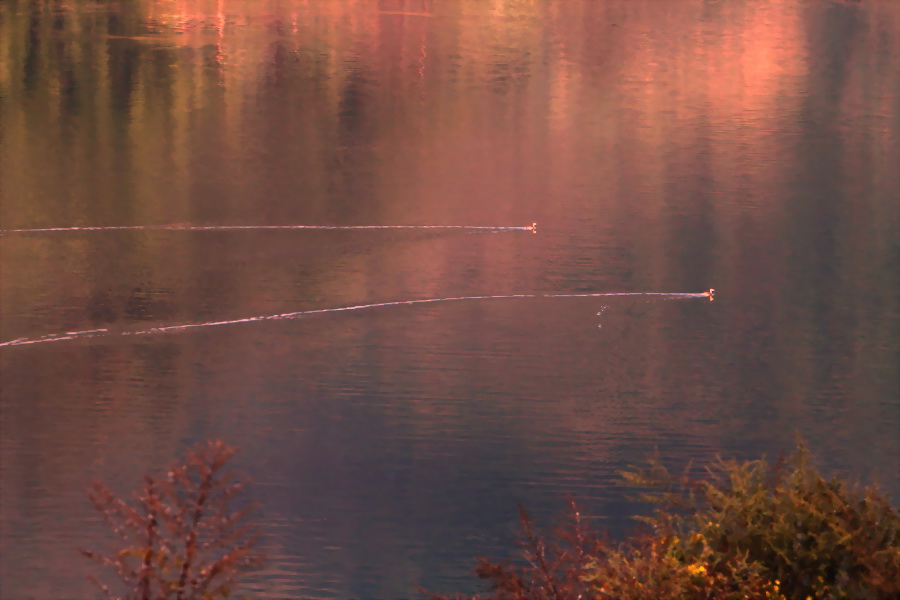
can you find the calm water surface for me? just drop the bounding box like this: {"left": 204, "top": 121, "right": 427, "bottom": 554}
{"left": 1, "top": 1, "right": 898, "bottom": 598}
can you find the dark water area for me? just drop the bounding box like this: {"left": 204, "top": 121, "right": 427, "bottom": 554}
{"left": 1, "top": 0, "right": 898, "bottom": 598}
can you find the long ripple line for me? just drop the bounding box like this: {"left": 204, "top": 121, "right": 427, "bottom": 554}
{"left": 0, "top": 290, "right": 714, "bottom": 348}
{"left": 2, "top": 223, "right": 538, "bottom": 234}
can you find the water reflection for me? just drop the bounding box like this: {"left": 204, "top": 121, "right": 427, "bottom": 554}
{"left": 1, "top": 0, "right": 898, "bottom": 598}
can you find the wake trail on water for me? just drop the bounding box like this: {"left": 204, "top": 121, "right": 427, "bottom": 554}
{"left": 1, "top": 223, "right": 538, "bottom": 234}
{"left": 0, "top": 290, "right": 714, "bottom": 348}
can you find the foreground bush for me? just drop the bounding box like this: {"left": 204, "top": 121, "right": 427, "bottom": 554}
{"left": 618, "top": 443, "right": 900, "bottom": 600}
{"left": 435, "top": 443, "right": 900, "bottom": 600}
{"left": 82, "top": 440, "right": 264, "bottom": 600}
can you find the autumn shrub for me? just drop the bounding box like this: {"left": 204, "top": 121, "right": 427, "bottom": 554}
{"left": 434, "top": 442, "right": 900, "bottom": 600}
{"left": 82, "top": 440, "right": 264, "bottom": 600}
{"left": 465, "top": 501, "right": 605, "bottom": 600}
{"left": 617, "top": 443, "right": 900, "bottom": 600}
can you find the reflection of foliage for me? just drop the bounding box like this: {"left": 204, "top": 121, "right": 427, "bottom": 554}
{"left": 433, "top": 442, "right": 900, "bottom": 600}
{"left": 82, "top": 441, "right": 264, "bottom": 600}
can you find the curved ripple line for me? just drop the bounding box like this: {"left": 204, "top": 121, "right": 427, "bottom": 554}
{"left": 2, "top": 223, "right": 537, "bottom": 234}
{"left": 544, "top": 292, "right": 710, "bottom": 299}
{"left": 0, "top": 290, "right": 713, "bottom": 348}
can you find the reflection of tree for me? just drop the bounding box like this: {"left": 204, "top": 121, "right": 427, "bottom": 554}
{"left": 2, "top": 0, "right": 897, "bottom": 379}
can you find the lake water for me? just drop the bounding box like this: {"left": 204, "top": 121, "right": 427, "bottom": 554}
{"left": 1, "top": 1, "right": 898, "bottom": 598}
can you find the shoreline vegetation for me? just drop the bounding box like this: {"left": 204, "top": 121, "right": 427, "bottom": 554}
{"left": 84, "top": 441, "right": 899, "bottom": 600}
{"left": 82, "top": 441, "right": 264, "bottom": 600}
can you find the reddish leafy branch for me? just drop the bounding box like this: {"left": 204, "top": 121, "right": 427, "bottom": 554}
{"left": 82, "top": 441, "right": 264, "bottom": 600}
{"left": 429, "top": 498, "right": 604, "bottom": 600}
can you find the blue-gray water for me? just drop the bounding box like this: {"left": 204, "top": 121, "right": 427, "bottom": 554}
{"left": 1, "top": 1, "right": 898, "bottom": 598}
